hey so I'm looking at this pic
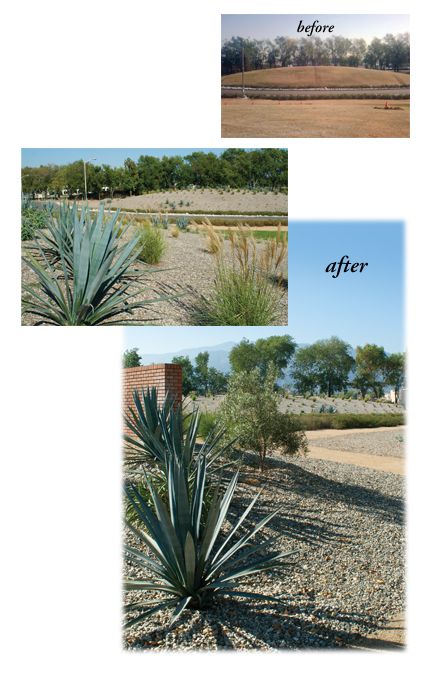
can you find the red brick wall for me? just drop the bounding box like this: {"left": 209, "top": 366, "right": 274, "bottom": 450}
{"left": 123, "top": 363, "right": 182, "bottom": 432}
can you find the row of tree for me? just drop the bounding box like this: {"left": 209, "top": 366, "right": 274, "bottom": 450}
{"left": 124, "top": 335, "right": 406, "bottom": 403}
{"left": 22, "top": 149, "right": 288, "bottom": 199}
{"left": 221, "top": 33, "right": 410, "bottom": 74}
{"left": 123, "top": 349, "right": 228, "bottom": 396}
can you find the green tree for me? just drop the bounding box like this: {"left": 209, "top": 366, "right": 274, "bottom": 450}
{"left": 355, "top": 344, "right": 387, "bottom": 398}
{"left": 229, "top": 335, "right": 296, "bottom": 380}
{"left": 171, "top": 356, "right": 195, "bottom": 395}
{"left": 194, "top": 351, "right": 210, "bottom": 395}
{"left": 219, "top": 364, "right": 307, "bottom": 470}
{"left": 291, "top": 337, "right": 354, "bottom": 396}
{"left": 123, "top": 348, "right": 141, "bottom": 368}
{"left": 384, "top": 353, "right": 405, "bottom": 404}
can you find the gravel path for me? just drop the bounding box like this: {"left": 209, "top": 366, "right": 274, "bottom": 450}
{"left": 124, "top": 455, "right": 404, "bottom": 650}
{"left": 21, "top": 229, "right": 287, "bottom": 326}
{"left": 308, "top": 428, "right": 405, "bottom": 458}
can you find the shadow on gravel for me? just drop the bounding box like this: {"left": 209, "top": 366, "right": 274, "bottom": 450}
{"left": 265, "top": 462, "right": 404, "bottom": 526}
{"left": 125, "top": 599, "right": 384, "bottom": 650}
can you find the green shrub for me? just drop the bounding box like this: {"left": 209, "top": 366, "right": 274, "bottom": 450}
{"left": 197, "top": 411, "right": 218, "bottom": 438}
{"left": 136, "top": 223, "right": 166, "bottom": 264}
{"left": 219, "top": 366, "right": 307, "bottom": 469}
{"left": 293, "top": 413, "right": 405, "bottom": 431}
{"left": 21, "top": 202, "right": 50, "bottom": 241}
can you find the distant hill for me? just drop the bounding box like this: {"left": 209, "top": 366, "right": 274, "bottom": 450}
{"left": 222, "top": 66, "right": 410, "bottom": 89}
{"left": 140, "top": 342, "right": 237, "bottom": 373}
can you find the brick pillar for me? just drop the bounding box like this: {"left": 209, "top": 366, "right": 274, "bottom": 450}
{"left": 123, "top": 363, "right": 182, "bottom": 433}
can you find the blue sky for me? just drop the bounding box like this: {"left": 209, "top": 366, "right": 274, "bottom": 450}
{"left": 124, "top": 220, "right": 404, "bottom": 356}
{"left": 222, "top": 14, "right": 409, "bottom": 42}
{"left": 21, "top": 148, "right": 229, "bottom": 168}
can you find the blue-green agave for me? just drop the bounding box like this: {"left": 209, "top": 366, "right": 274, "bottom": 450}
{"left": 124, "top": 454, "right": 296, "bottom": 629}
{"left": 22, "top": 203, "right": 167, "bottom": 325}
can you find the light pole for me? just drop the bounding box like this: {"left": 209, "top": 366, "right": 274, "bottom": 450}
{"left": 83, "top": 157, "right": 97, "bottom": 202}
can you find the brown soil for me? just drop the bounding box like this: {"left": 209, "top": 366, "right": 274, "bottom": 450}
{"left": 222, "top": 66, "right": 410, "bottom": 89}
{"left": 221, "top": 99, "right": 410, "bottom": 138}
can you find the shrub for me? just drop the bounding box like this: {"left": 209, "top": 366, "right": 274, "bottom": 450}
{"left": 197, "top": 411, "right": 218, "bottom": 438}
{"left": 219, "top": 365, "right": 307, "bottom": 469}
{"left": 293, "top": 412, "right": 405, "bottom": 431}
{"left": 135, "top": 223, "right": 166, "bottom": 264}
{"left": 319, "top": 404, "right": 337, "bottom": 414}
{"left": 21, "top": 200, "right": 51, "bottom": 241}
{"left": 124, "top": 458, "right": 296, "bottom": 629}
{"left": 171, "top": 225, "right": 180, "bottom": 238}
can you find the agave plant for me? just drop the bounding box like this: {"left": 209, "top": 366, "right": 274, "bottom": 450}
{"left": 124, "top": 387, "right": 233, "bottom": 473}
{"left": 22, "top": 203, "right": 168, "bottom": 325}
{"left": 26, "top": 201, "right": 80, "bottom": 270}
{"left": 124, "top": 454, "right": 296, "bottom": 629}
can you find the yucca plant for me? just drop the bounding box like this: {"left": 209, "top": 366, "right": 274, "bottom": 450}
{"left": 26, "top": 201, "right": 78, "bottom": 269}
{"left": 22, "top": 203, "right": 168, "bottom": 325}
{"left": 124, "top": 387, "right": 234, "bottom": 476}
{"left": 124, "top": 455, "right": 296, "bottom": 629}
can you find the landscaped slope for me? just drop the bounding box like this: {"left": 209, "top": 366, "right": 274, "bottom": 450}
{"left": 222, "top": 66, "right": 410, "bottom": 89}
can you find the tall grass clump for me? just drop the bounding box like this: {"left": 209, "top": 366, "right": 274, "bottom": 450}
{"left": 135, "top": 222, "right": 166, "bottom": 264}
{"left": 22, "top": 203, "right": 168, "bottom": 325}
{"left": 195, "top": 223, "right": 285, "bottom": 326}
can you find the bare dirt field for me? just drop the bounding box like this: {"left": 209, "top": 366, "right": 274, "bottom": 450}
{"left": 221, "top": 99, "right": 410, "bottom": 138}
{"left": 221, "top": 66, "right": 410, "bottom": 89}
{"left": 84, "top": 189, "right": 288, "bottom": 214}
{"left": 21, "top": 228, "right": 288, "bottom": 326}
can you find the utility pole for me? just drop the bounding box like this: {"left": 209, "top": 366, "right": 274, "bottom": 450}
{"left": 241, "top": 42, "right": 245, "bottom": 97}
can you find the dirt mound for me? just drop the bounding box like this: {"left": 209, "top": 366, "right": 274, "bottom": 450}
{"left": 222, "top": 66, "right": 410, "bottom": 89}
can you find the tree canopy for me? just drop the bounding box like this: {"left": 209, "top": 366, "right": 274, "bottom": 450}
{"left": 221, "top": 32, "right": 409, "bottom": 74}
{"left": 21, "top": 149, "right": 288, "bottom": 198}
{"left": 291, "top": 337, "right": 355, "bottom": 396}
{"left": 229, "top": 334, "right": 296, "bottom": 379}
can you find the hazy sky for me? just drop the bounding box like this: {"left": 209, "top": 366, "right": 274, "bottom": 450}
{"left": 21, "top": 148, "right": 229, "bottom": 168}
{"left": 222, "top": 14, "right": 409, "bottom": 43}
{"left": 124, "top": 220, "right": 404, "bottom": 356}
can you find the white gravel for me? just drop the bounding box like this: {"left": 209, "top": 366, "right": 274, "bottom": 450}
{"left": 124, "top": 453, "right": 404, "bottom": 650}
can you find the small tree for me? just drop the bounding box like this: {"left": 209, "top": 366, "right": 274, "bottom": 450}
{"left": 219, "top": 364, "right": 307, "bottom": 470}
{"left": 123, "top": 348, "right": 141, "bottom": 368}
{"left": 385, "top": 353, "right": 405, "bottom": 404}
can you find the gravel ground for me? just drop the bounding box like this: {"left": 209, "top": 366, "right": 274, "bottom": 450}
{"left": 84, "top": 188, "right": 288, "bottom": 214}
{"left": 188, "top": 394, "right": 403, "bottom": 416}
{"left": 309, "top": 429, "right": 405, "bottom": 458}
{"left": 21, "top": 229, "right": 287, "bottom": 326}
{"left": 124, "top": 454, "right": 405, "bottom": 650}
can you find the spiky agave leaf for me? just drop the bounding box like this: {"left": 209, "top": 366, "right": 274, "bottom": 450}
{"left": 22, "top": 203, "right": 172, "bottom": 325}
{"left": 124, "top": 456, "right": 297, "bottom": 630}
{"left": 124, "top": 387, "right": 235, "bottom": 472}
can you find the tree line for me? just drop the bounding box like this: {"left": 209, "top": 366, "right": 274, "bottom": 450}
{"left": 221, "top": 33, "right": 410, "bottom": 75}
{"left": 123, "top": 335, "right": 406, "bottom": 403}
{"left": 22, "top": 149, "right": 288, "bottom": 199}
